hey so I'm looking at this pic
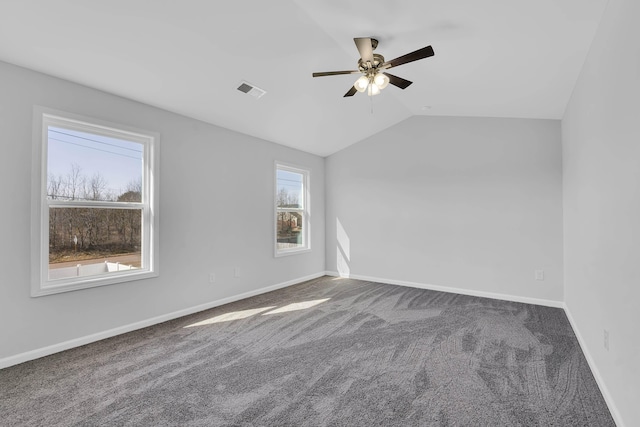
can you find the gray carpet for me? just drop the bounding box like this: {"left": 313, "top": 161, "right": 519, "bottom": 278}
{"left": 0, "top": 276, "right": 615, "bottom": 426}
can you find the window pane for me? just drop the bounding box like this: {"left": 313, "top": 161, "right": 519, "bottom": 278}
{"left": 276, "top": 169, "right": 303, "bottom": 208}
{"left": 47, "top": 126, "right": 143, "bottom": 202}
{"left": 277, "top": 211, "right": 304, "bottom": 250}
{"left": 48, "top": 207, "right": 142, "bottom": 280}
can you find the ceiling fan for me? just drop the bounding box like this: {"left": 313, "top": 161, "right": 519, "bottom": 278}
{"left": 312, "top": 37, "right": 434, "bottom": 97}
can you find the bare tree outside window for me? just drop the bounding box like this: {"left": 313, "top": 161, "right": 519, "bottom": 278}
{"left": 48, "top": 167, "right": 143, "bottom": 268}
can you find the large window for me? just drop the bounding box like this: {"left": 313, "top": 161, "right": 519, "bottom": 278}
{"left": 31, "top": 107, "right": 159, "bottom": 296}
{"left": 275, "top": 163, "right": 310, "bottom": 256}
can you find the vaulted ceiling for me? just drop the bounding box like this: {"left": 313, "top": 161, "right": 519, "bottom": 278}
{"left": 0, "top": 0, "right": 608, "bottom": 156}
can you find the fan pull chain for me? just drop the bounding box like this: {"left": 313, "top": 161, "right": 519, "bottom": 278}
{"left": 370, "top": 90, "right": 374, "bottom": 114}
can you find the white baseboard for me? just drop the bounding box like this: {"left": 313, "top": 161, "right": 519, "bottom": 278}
{"left": 563, "top": 304, "right": 625, "bottom": 427}
{"left": 0, "top": 272, "right": 325, "bottom": 370}
{"left": 325, "top": 271, "right": 564, "bottom": 308}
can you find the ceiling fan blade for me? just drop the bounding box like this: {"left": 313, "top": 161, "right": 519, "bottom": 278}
{"left": 384, "top": 73, "right": 413, "bottom": 89}
{"left": 382, "top": 45, "right": 434, "bottom": 69}
{"left": 343, "top": 86, "right": 358, "bottom": 97}
{"left": 354, "top": 37, "right": 374, "bottom": 63}
{"left": 312, "top": 70, "right": 360, "bottom": 77}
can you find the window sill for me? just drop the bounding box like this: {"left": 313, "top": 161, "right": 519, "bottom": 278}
{"left": 31, "top": 270, "right": 158, "bottom": 297}
{"left": 275, "top": 248, "right": 311, "bottom": 258}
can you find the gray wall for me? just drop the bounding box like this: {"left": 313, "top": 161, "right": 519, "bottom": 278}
{"left": 562, "top": 0, "right": 640, "bottom": 423}
{"left": 326, "top": 116, "right": 563, "bottom": 302}
{"left": 0, "top": 61, "right": 325, "bottom": 360}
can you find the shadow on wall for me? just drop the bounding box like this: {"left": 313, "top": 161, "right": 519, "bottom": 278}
{"left": 337, "top": 218, "right": 351, "bottom": 277}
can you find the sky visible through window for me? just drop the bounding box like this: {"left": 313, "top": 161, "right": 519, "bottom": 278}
{"left": 47, "top": 126, "right": 143, "bottom": 199}
{"left": 277, "top": 169, "right": 303, "bottom": 207}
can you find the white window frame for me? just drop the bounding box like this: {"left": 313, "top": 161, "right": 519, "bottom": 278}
{"left": 30, "top": 106, "right": 160, "bottom": 297}
{"left": 274, "top": 162, "right": 310, "bottom": 257}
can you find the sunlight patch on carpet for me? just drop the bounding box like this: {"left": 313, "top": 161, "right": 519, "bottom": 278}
{"left": 184, "top": 307, "right": 276, "bottom": 327}
{"left": 262, "top": 298, "right": 330, "bottom": 315}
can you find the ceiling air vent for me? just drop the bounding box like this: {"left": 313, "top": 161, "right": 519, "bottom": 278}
{"left": 237, "top": 81, "right": 266, "bottom": 99}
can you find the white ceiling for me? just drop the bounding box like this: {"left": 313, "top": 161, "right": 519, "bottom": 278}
{"left": 0, "top": 0, "right": 608, "bottom": 157}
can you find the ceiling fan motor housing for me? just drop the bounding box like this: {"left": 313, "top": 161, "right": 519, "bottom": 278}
{"left": 358, "top": 53, "right": 385, "bottom": 73}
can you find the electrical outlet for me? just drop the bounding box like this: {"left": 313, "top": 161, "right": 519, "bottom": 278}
{"left": 209, "top": 273, "right": 216, "bottom": 284}
{"left": 234, "top": 267, "right": 241, "bottom": 278}
{"left": 535, "top": 270, "right": 544, "bottom": 281}
{"left": 604, "top": 329, "right": 609, "bottom": 351}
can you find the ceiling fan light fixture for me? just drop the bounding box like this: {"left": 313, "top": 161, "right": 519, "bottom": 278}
{"left": 354, "top": 75, "right": 369, "bottom": 92}
{"left": 312, "top": 38, "right": 433, "bottom": 99}
{"left": 374, "top": 73, "right": 389, "bottom": 90}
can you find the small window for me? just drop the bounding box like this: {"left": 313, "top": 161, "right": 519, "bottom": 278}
{"left": 31, "top": 107, "right": 159, "bottom": 296}
{"left": 275, "top": 163, "right": 310, "bottom": 256}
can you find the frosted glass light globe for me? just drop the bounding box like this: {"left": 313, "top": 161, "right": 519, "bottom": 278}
{"left": 354, "top": 75, "right": 369, "bottom": 92}
{"left": 373, "top": 73, "right": 389, "bottom": 89}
